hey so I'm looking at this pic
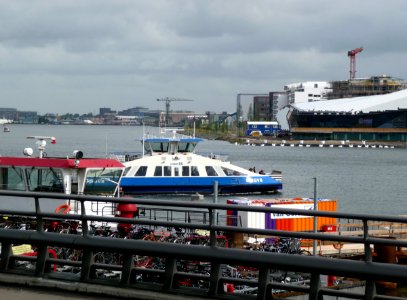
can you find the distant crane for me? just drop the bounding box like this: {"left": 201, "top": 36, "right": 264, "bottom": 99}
{"left": 348, "top": 47, "right": 363, "bottom": 80}
{"left": 157, "top": 97, "right": 193, "bottom": 125}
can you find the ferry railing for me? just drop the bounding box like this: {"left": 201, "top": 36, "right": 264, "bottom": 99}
{"left": 0, "top": 191, "right": 406, "bottom": 299}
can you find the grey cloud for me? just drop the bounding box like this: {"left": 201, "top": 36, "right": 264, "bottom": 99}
{"left": 0, "top": 0, "right": 406, "bottom": 114}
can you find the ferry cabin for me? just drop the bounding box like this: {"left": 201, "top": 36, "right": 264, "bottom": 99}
{"left": 0, "top": 156, "right": 124, "bottom": 213}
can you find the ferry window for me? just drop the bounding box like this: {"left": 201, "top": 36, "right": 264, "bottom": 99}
{"left": 154, "top": 166, "right": 162, "bottom": 176}
{"left": 0, "top": 167, "right": 25, "bottom": 191}
{"left": 174, "top": 167, "right": 179, "bottom": 176}
{"left": 182, "top": 166, "right": 190, "bottom": 176}
{"left": 191, "top": 166, "right": 199, "bottom": 176}
{"left": 150, "top": 142, "right": 169, "bottom": 153}
{"left": 85, "top": 168, "right": 123, "bottom": 195}
{"left": 178, "top": 142, "right": 196, "bottom": 153}
{"left": 26, "top": 168, "right": 64, "bottom": 192}
{"left": 123, "top": 167, "right": 131, "bottom": 176}
{"left": 163, "top": 166, "right": 171, "bottom": 176}
{"left": 135, "top": 166, "right": 148, "bottom": 176}
{"left": 221, "top": 167, "right": 244, "bottom": 176}
{"left": 205, "top": 166, "right": 218, "bottom": 176}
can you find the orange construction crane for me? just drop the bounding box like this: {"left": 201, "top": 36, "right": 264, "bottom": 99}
{"left": 348, "top": 47, "right": 363, "bottom": 80}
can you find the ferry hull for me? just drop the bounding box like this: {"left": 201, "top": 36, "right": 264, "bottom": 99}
{"left": 120, "top": 176, "right": 282, "bottom": 195}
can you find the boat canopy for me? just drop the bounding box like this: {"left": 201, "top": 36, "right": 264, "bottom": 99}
{"left": 143, "top": 137, "right": 204, "bottom": 155}
{"left": 0, "top": 157, "right": 124, "bottom": 195}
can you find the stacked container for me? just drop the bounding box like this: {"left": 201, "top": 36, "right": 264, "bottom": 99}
{"left": 227, "top": 198, "right": 337, "bottom": 232}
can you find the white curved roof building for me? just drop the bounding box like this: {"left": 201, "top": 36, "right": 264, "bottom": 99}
{"left": 292, "top": 88, "right": 407, "bottom": 113}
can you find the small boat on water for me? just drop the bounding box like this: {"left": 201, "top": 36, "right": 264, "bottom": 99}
{"left": 3, "top": 125, "right": 10, "bottom": 132}
{"left": 113, "top": 129, "right": 282, "bottom": 195}
{"left": 0, "top": 136, "right": 125, "bottom": 214}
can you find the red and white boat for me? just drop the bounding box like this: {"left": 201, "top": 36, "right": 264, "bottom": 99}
{"left": 0, "top": 136, "right": 125, "bottom": 215}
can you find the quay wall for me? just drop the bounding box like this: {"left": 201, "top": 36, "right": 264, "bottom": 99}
{"left": 237, "top": 138, "right": 407, "bottom": 148}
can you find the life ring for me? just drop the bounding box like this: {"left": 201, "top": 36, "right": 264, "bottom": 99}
{"left": 54, "top": 204, "right": 71, "bottom": 214}
{"left": 333, "top": 243, "right": 343, "bottom": 250}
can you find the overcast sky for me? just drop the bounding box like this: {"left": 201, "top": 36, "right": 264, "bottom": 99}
{"left": 1, "top": 0, "right": 407, "bottom": 115}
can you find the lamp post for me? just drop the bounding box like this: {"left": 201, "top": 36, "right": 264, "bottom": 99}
{"left": 313, "top": 177, "right": 318, "bottom": 256}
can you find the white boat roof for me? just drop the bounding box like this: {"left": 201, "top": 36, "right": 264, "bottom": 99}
{"left": 143, "top": 137, "right": 204, "bottom": 143}
{"left": 292, "top": 88, "right": 407, "bottom": 113}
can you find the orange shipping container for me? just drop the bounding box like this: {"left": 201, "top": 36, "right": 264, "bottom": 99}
{"left": 226, "top": 198, "right": 337, "bottom": 232}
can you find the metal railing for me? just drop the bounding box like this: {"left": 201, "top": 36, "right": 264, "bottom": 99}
{"left": 0, "top": 190, "right": 406, "bottom": 299}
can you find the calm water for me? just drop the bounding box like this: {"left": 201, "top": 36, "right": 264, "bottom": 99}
{"left": 1, "top": 124, "right": 406, "bottom": 215}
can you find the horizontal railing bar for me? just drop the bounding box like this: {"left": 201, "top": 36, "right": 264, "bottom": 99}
{"left": 2, "top": 228, "right": 407, "bottom": 283}
{"left": 1, "top": 190, "right": 407, "bottom": 225}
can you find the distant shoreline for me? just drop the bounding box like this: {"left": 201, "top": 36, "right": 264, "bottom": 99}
{"left": 6, "top": 124, "right": 407, "bottom": 148}
{"left": 227, "top": 137, "right": 407, "bottom": 149}
{"left": 194, "top": 132, "right": 407, "bottom": 148}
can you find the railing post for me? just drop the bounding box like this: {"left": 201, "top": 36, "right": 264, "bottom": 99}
{"left": 363, "top": 219, "right": 372, "bottom": 262}
{"left": 35, "top": 245, "right": 49, "bottom": 276}
{"left": 80, "top": 199, "right": 93, "bottom": 281}
{"left": 208, "top": 184, "right": 221, "bottom": 297}
{"left": 210, "top": 181, "right": 218, "bottom": 247}
{"left": 81, "top": 249, "right": 93, "bottom": 281}
{"left": 362, "top": 219, "right": 376, "bottom": 300}
{"left": 80, "top": 199, "right": 88, "bottom": 235}
{"left": 309, "top": 272, "right": 322, "bottom": 300}
{"left": 163, "top": 257, "right": 177, "bottom": 290}
{"left": 0, "top": 242, "right": 12, "bottom": 271}
{"left": 208, "top": 262, "right": 221, "bottom": 296}
{"left": 35, "top": 196, "right": 44, "bottom": 232}
{"left": 120, "top": 253, "right": 133, "bottom": 286}
{"left": 257, "top": 268, "right": 270, "bottom": 300}
{"left": 209, "top": 208, "right": 216, "bottom": 247}
{"left": 364, "top": 279, "right": 377, "bottom": 300}
{"left": 34, "top": 195, "right": 48, "bottom": 276}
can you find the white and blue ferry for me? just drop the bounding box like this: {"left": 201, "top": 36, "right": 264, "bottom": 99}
{"left": 115, "top": 129, "right": 282, "bottom": 195}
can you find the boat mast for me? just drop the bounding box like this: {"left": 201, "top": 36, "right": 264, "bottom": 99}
{"left": 142, "top": 120, "right": 145, "bottom": 157}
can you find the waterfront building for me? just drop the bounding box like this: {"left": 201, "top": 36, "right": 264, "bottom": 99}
{"left": 250, "top": 92, "right": 287, "bottom": 122}
{"left": 0, "top": 108, "right": 38, "bottom": 123}
{"left": 99, "top": 107, "right": 116, "bottom": 116}
{"left": 118, "top": 106, "right": 148, "bottom": 117}
{"left": 285, "top": 88, "right": 407, "bottom": 141}
{"left": 170, "top": 111, "right": 195, "bottom": 126}
{"left": 0, "top": 108, "right": 17, "bottom": 121}
{"left": 284, "top": 81, "right": 332, "bottom": 104}
{"left": 270, "top": 92, "right": 288, "bottom": 121}
{"left": 327, "top": 75, "right": 406, "bottom": 99}
{"left": 251, "top": 82, "right": 330, "bottom": 126}
{"left": 253, "top": 95, "right": 270, "bottom": 121}
{"left": 17, "top": 111, "right": 38, "bottom": 124}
